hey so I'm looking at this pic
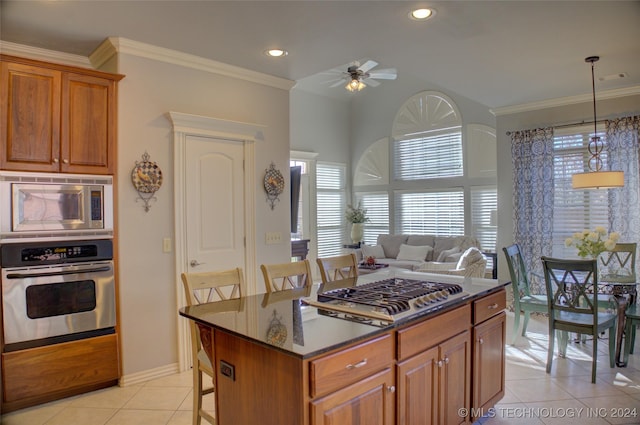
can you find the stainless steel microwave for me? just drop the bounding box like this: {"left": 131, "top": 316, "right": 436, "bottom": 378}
{"left": 0, "top": 171, "right": 114, "bottom": 241}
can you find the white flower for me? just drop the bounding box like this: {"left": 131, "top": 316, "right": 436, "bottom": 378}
{"left": 604, "top": 239, "right": 616, "bottom": 250}
{"left": 594, "top": 226, "right": 607, "bottom": 235}
{"left": 587, "top": 232, "right": 599, "bottom": 242}
{"left": 610, "top": 232, "right": 620, "bottom": 242}
{"left": 564, "top": 238, "right": 573, "bottom": 247}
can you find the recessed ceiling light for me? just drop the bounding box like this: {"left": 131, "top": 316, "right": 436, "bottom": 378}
{"left": 409, "top": 8, "right": 435, "bottom": 21}
{"left": 265, "top": 49, "right": 288, "bottom": 58}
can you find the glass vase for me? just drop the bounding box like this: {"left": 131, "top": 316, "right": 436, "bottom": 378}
{"left": 350, "top": 223, "right": 364, "bottom": 244}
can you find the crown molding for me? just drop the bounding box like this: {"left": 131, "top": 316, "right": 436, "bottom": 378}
{"left": 91, "top": 37, "right": 295, "bottom": 91}
{"left": 492, "top": 85, "right": 640, "bottom": 116}
{"left": 0, "top": 41, "right": 92, "bottom": 68}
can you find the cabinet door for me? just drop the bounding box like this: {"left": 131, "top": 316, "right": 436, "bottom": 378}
{"left": 0, "top": 61, "right": 61, "bottom": 172}
{"left": 310, "top": 368, "right": 395, "bottom": 425}
{"left": 472, "top": 311, "right": 506, "bottom": 418}
{"left": 397, "top": 345, "right": 439, "bottom": 425}
{"left": 439, "top": 331, "right": 471, "bottom": 425}
{"left": 61, "top": 73, "right": 115, "bottom": 174}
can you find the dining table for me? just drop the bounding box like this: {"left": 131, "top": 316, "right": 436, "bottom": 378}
{"left": 597, "top": 280, "right": 638, "bottom": 367}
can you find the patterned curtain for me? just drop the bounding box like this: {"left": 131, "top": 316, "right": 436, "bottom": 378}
{"left": 607, "top": 115, "right": 640, "bottom": 243}
{"left": 511, "top": 128, "right": 554, "bottom": 293}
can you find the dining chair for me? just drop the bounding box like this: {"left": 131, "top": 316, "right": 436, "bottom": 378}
{"left": 181, "top": 267, "right": 246, "bottom": 425}
{"left": 260, "top": 259, "right": 313, "bottom": 293}
{"left": 597, "top": 242, "right": 637, "bottom": 308}
{"left": 316, "top": 253, "right": 358, "bottom": 284}
{"left": 541, "top": 256, "right": 617, "bottom": 383}
{"left": 503, "top": 244, "right": 548, "bottom": 344}
{"left": 623, "top": 303, "right": 640, "bottom": 365}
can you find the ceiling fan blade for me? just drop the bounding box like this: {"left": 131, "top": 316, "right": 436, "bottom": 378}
{"left": 362, "top": 78, "right": 380, "bottom": 87}
{"left": 329, "top": 78, "right": 348, "bottom": 88}
{"left": 358, "top": 60, "right": 378, "bottom": 73}
{"left": 368, "top": 68, "right": 397, "bottom": 80}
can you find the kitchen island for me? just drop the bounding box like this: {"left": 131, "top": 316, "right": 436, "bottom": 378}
{"left": 179, "top": 268, "right": 509, "bottom": 425}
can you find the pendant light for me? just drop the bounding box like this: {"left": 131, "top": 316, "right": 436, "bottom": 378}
{"left": 572, "top": 56, "right": 624, "bottom": 189}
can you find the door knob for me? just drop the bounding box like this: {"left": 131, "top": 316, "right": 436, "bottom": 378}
{"left": 190, "top": 260, "right": 205, "bottom": 267}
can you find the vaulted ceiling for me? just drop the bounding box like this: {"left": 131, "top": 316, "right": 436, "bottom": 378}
{"left": 2, "top": 1, "right": 639, "bottom": 109}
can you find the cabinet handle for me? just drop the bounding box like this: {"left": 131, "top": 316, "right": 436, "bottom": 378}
{"left": 479, "top": 338, "right": 484, "bottom": 345}
{"left": 437, "top": 360, "right": 443, "bottom": 367}
{"left": 53, "top": 158, "right": 59, "bottom": 163}
{"left": 62, "top": 159, "right": 69, "bottom": 164}
{"left": 487, "top": 303, "right": 499, "bottom": 309}
{"left": 346, "top": 359, "right": 367, "bottom": 370}
{"left": 444, "top": 357, "right": 450, "bottom": 365}
{"left": 387, "top": 385, "right": 396, "bottom": 393}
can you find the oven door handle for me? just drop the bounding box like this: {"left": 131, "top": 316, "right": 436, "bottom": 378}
{"left": 5, "top": 266, "right": 112, "bottom": 279}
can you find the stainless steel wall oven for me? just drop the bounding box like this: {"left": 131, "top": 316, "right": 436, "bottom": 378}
{"left": 0, "top": 239, "right": 115, "bottom": 352}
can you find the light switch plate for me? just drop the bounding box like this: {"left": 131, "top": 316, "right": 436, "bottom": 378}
{"left": 162, "top": 238, "right": 172, "bottom": 253}
{"left": 265, "top": 232, "right": 282, "bottom": 244}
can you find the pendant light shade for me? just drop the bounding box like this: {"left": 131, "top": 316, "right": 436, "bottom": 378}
{"left": 571, "top": 56, "right": 624, "bottom": 190}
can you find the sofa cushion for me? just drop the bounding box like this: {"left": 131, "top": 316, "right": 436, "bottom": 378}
{"left": 361, "top": 244, "right": 386, "bottom": 259}
{"left": 407, "top": 235, "right": 436, "bottom": 260}
{"left": 377, "top": 234, "right": 409, "bottom": 259}
{"left": 437, "top": 246, "right": 461, "bottom": 262}
{"left": 375, "top": 258, "right": 420, "bottom": 270}
{"left": 397, "top": 244, "right": 433, "bottom": 262}
{"left": 457, "top": 247, "right": 485, "bottom": 269}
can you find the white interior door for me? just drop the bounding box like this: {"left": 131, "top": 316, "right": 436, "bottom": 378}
{"left": 186, "top": 135, "right": 245, "bottom": 270}
{"left": 170, "top": 111, "right": 260, "bottom": 371}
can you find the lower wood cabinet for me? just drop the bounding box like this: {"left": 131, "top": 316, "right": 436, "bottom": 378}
{"left": 311, "top": 367, "right": 395, "bottom": 425}
{"left": 472, "top": 311, "right": 506, "bottom": 419}
{"left": 2, "top": 334, "right": 119, "bottom": 412}
{"left": 397, "top": 331, "right": 471, "bottom": 425}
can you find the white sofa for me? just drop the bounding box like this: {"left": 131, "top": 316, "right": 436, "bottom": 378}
{"left": 356, "top": 234, "right": 482, "bottom": 271}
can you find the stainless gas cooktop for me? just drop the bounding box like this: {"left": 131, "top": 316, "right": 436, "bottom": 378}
{"left": 303, "top": 278, "right": 470, "bottom": 327}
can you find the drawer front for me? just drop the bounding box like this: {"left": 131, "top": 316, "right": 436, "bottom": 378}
{"left": 474, "top": 289, "right": 506, "bottom": 324}
{"left": 310, "top": 334, "right": 393, "bottom": 397}
{"left": 397, "top": 304, "right": 471, "bottom": 361}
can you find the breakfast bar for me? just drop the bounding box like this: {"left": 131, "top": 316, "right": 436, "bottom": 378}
{"left": 179, "top": 269, "right": 510, "bottom": 425}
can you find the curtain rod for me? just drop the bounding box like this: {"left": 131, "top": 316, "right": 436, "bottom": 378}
{"left": 505, "top": 118, "right": 606, "bottom": 136}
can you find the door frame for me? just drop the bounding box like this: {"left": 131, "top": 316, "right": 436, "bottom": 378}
{"left": 169, "top": 111, "right": 263, "bottom": 371}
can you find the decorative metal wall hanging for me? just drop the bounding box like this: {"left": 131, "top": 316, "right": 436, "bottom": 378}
{"left": 131, "top": 151, "right": 163, "bottom": 212}
{"left": 263, "top": 162, "right": 284, "bottom": 210}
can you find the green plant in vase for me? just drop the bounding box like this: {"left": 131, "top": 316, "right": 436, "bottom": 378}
{"left": 345, "top": 202, "right": 369, "bottom": 244}
{"left": 564, "top": 226, "right": 619, "bottom": 259}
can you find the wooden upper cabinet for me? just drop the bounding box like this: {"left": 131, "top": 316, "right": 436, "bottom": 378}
{"left": 0, "top": 61, "right": 61, "bottom": 172}
{"left": 0, "top": 55, "right": 123, "bottom": 175}
{"left": 61, "top": 73, "right": 116, "bottom": 174}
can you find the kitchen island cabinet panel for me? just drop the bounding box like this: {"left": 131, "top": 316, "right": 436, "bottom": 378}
{"left": 310, "top": 367, "right": 395, "bottom": 425}
{"left": 472, "top": 311, "right": 506, "bottom": 420}
{"left": 213, "top": 329, "right": 305, "bottom": 425}
{"left": 397, "top": 345, "right": 439, "bottom": 425}
{"left": 310, "top": 333, "right": 393, "bottom": 397}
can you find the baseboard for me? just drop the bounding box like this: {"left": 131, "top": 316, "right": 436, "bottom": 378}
{"left": 119, "top": 362, "right": 180, "bottom": 387}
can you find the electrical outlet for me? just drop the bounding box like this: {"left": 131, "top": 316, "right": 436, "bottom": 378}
{"left": 220, "top": 360, "right": 235, "bottom": 381}
{"left": 265, "top": 232, "right": 282, "bottom": 244}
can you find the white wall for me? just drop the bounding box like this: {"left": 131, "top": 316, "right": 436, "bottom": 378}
{"left": 113, "top": 52, "right": 291, "bottom": 376}
{"left": 495, "top": 94, "right": 640, "bottom": 279}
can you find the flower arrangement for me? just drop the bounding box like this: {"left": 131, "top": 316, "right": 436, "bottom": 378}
{"left": 564, "top": 226, "right": 619, "bottom": 259}
{"left": 345, "top": 202, "right": 370, "bottom": 224}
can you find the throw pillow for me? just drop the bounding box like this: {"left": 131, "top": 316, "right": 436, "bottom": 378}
{"left": 456, "top": 247, "right": 485, "bottom": 269}
{"left": 437, "top": 246, "right": 461, "bottom": 262}
{"left": 396, "top": 244, "right": 433, "bottom": 262}
{"left": 361, "top": 244, "right": 386, "bottom": 259}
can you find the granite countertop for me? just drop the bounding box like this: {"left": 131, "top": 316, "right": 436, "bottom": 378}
{"left": 179, "top": 268, "right": 510, "bottom": 359}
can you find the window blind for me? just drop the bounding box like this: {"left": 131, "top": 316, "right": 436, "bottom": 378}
{"left": 470, "top": 186, "right": 497, "bottom": 252}
{"left": 552, "top": 128, "right": 609, "bottom": 257}
{"left": 316, "top": 163, "right": 346, "bottom": 257}
{"left": 395, "top": 189, "right": 464, "bottom": 236}
{"left": 393, "top": 127, "right": 463, "bottom": 181}
{"left": 355, "top": 192, "right": 389, "bottom": 246}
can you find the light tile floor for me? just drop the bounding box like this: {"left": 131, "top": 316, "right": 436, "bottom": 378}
{"left": 2, "top": 312, "right": 639, "bottom": 425}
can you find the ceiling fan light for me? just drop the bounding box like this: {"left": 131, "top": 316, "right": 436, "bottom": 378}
{"left": 409, "top": 8, "right": 435, "bottom": 21}
{"left": 346, "top": 78, "right": 366, "bottom": 92}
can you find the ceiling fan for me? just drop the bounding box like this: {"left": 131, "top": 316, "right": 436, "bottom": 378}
{"left": 324, "top": 60, "right": 397, "bottom": 92}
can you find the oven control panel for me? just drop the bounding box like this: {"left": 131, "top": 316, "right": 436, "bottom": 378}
{"left": 21, "top": 245, "right": 99, "bottom": 262}
{"left": 0, "top": 239, "right": 113, "bottom": 267}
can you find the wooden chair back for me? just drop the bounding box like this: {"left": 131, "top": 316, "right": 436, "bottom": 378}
{"left": 316, "top": 253, "right": 358, "bottom": 284}
{"left": 260, "top": 259, "right": 313, "bottom": 293}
